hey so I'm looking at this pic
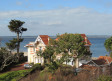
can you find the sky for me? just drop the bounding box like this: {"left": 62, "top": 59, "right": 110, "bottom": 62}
{"left": 1, "top": 0, "right": 112, "bottom": 36}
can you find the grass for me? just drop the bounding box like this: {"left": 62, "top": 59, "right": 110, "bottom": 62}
{"left": 0, "top": 70, "right": 30, "bottom": 81}
{"left": 0, "top": 63, "right": 43, "bottom": 81}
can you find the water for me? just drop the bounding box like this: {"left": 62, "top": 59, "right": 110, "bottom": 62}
{"left": 0, "top": 36, "right": 37, "bottom": 52}
{"left": 88, "top": 38, "right": 108, "bottom": 57}
{"left": 0, "top": 36, "right": 109, "bottom": 57}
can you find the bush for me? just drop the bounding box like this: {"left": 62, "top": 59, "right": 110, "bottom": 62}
{"left": 30, "top": 63, "right": 44, "bottom": 74}
{"left": 58, "top": 65, "right": 73, "bottom": 76}
{"left": 18, "top": 52, "right": 27, "bottom": 63}
{"left": 97, "top": 75, "right": 112, "bottom": 81}
{"left": 0, "top": 70, "right": 30, "bottom": 81}
{"left": 47, "top": 61, "right": 59, "bottom": 73}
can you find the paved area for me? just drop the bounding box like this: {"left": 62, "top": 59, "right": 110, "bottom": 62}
{"left": 9, "top": 62, "right": 28, "bottom": 71}
{"left": 0, "top": 62, "right": 28, "bottom": 74}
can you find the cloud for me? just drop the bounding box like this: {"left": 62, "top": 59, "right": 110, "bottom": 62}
{"left": 88, "top": 0, "right": 112, "bottom": 9}
{"left": 0, "top": 7, "right": 112, "bottom": 36}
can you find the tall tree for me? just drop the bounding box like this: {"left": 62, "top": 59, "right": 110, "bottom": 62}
{"left": 8, "top": 20, "right": 27, "bottom": 59}
{"left": 54, "top": 33, "right": 91, "bottom": 64}
{"left": 104, "top": 36, "right": 112, "bottom": 56}
{"left": 41, "top": 33, "right": 91, "bottom": 66}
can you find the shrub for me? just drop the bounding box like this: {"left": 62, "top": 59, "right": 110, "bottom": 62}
{"left": 47, "top": 61, "right": 59, "bottom": 73}
{"left": 30, "top": 63, "right": 44, "bottom": 74}
{"left": 59, "top": 65, "right": 73, "bottom": 76}
{"left": 97, "top": 75, "right": 112, "bottom": 81}
{"left": 0, "top": 70, "right": 30, "bottom": 81}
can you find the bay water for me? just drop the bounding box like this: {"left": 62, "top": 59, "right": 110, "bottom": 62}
{"left": 0, "top": 36, "right": 109, "bottom": 57}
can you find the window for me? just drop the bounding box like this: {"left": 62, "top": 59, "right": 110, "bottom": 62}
{"left": 39, "top": 46, "right": 42, "bottom": 51}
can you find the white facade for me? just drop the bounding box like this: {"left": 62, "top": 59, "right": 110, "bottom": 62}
{"left": 25, "top": 35, "right": 49, "bottom": 64}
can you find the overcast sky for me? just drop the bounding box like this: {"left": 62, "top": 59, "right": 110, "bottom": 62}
{"left": 1, "top": 0, "right": 112, "bottom": 36}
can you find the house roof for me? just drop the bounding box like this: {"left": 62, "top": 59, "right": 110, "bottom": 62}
{"left": 55, "top": 34, "right": 91, "bottom": 46}
{"left": 98, "top": 56, "right": 112, "bottom": 64}
{"left": 39, "top": 35, "right": 49, "bottom": 45}
{"left": 25, "top": 42, "right": 35, "bottom": 47}
{"left": 81, "top": 34, "right": 91, "bottom": 46}
{"left": 87, "top": 56, "right": 112, "bottom": 66}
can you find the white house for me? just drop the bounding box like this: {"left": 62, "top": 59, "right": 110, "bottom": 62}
{"left": 25, "top": 35, "right": 49, "bottom": 64}
{"left": 25, "top": 34, "right": 91, "bottom": 68}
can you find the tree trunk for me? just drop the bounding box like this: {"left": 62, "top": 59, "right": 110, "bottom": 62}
{"left": 75, "top": 58, "right": 79, "bottom": 68}
{"left": 17, "top": 32, "right": 20, "bottom": 61}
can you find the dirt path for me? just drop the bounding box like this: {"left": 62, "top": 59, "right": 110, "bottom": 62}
{"left": 0, "top": 62, "right": 28, "bottom": 74}
{"left": 9, "top": 62, "right": 28, "bottom": 71}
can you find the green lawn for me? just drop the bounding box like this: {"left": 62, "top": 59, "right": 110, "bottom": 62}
{"left": 0, "top": 70, "right": 30, "bottom": 81}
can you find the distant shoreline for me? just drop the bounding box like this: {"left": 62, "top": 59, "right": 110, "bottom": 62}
{"left": 0, "top": 35, "right": 111, "bottom": 38}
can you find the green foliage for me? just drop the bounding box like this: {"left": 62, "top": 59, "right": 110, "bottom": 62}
{"left": 56, "top": 33, "right": 87, "bottom": 54}
{"left": 52, "top": 33, "right": 90, "bottom": 63}
{"left": 8, "top": 19, "right": 27, "bottom": 60}
{"left": 0, "top": 47, "right": 16, "bottom": 71}
{"left": 97, "top": 75, "right": 112, "bottom": 81}
{"left": 0, "top": 70, "right": 29, "bottom": 81}
{"left": 6, "top": 38, "right": 17, "bottom": 50}
{"left": 46, "top": 61, "right": 59, "bottom": 73}
{"left": 104, "top": 37, "right": 112, "bottom": 55}
{"left": 31, "top": 63, "right": 43, "bottom": 71}
{"left": 34, "top": 65, "right": 74, "bottom": 81}
{"left": 57, "top": 65, "right": 73, "bottom": 76}
{"left": 41, "top": 46, "right": 55, "bottom": 64}
{"left": 8, "top": 20, "right": 27, "bottom": 33}
{"left": 40, "top": 33, "right": 90, "bottom": 70}
{"left": 0, "top": 63, "right": 43, "bottom": 81}
{"left": 6, "top": 38, "right": 23, "bottom": 51}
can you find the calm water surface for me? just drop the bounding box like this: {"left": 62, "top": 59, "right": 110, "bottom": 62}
{"left": 0, "top": 36, "right": 109, "bottom": 57}
{"left": 88, "top": 38, "right": 108, "bottom": 57}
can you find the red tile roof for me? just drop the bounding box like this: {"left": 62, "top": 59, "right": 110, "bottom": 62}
{"left": 40, "top": 35, "right": 49, "bottom": 45}
{"left": 81, "top": 34, "right": 91, "bottom": 46}
{"left": 55, "top": 34, "right": 91, "bottom": 46}
{"left": 87, "top": 56, "right": 112, "bottom": 65}
{"left": 98, "top": 56, "right": 112, "bottom": 64}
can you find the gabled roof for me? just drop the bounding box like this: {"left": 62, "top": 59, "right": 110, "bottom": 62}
{"left": 81, "top": 34, "right": 91, "bottom": 46}
{"left": 87, "top": 56, "right": 112, "bottom": 66}
{"left": 98, "top": 56, "right": 112, "bottom": 64}
{"left": 39, "top": 35, "right": 49, "bottom": 45}
{"left": 25, "top": 35, "right": 49, "bottom": 47}
{"left": 55, "top": 34, "right": 91, "bottom": 46}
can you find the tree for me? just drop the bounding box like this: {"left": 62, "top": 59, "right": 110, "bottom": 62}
{"left": 8, "top": 20, "right": 27, "bottom": 59}
{"left": 41, "top": 46, "right": 55, "bottom": 64}
{"left": 104, "top": 37, "right": 112, "bottom": 56}
{"left": 0, "top": 47, "right": 16, "bottom": 71}
{"left": 41, "top": 33, "right": 91, "bottom": 67}
{"left": 55, "top": 33, "right": 90, "bottom": 64}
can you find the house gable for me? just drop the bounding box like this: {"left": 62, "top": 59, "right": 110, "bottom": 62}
{"left": 35, "top": 35, "right": 49, "bottom": 46}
